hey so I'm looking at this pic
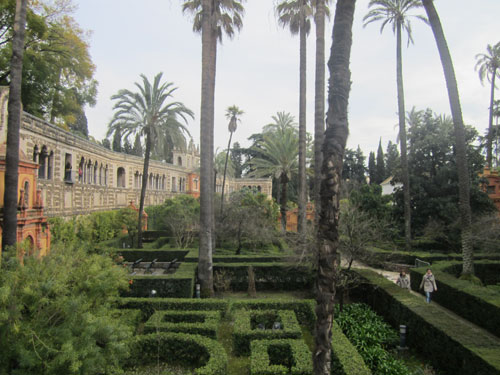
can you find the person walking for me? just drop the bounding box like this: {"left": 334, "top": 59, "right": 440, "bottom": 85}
{"left": 397, "top": 270, "right": 411, "bottom": 290}
{"left": 419, "top": 268, "right": 438, "bottom": 303}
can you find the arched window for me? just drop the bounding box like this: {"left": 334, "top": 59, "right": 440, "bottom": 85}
{"left": 99, "top": 164, "right": 103, "bottom": 185}
{"left": 23, "top": 180, "right": 29, "bottom": 207}
{"left": 47, "top": 151, "right": 53, "bottom": 180}
{"left": 78, "top": 157, "right": 84, "bottom": 182}
{"left": 94, "top": 161, "right": 98, "bottom": 184}
{"left": 104, "top": 165, "right": 108, "bottom": 186}
{"left": 117, "top": 167, "right": 126, "bottom": 188}
{"left": 38, "top": 146, "right": 47, "bottom": 179}
{"left": 177, "top": 156, "right": 182, "bottom": 166}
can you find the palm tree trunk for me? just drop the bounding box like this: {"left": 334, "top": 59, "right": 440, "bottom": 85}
{"left": 220, "top": 131, "right": 233, "bottom": 214}
{"left": 422, "top": 0, "right": 473, "bottom": 275}
{"left": 280, "top": 173, "right": 289, "bottom": 233}
{"left": 396, "top": 20, "right": 411, "bottom": 252}
{"left": 314, "top": 0, "right": 326, "bottom": 226}
{"left": 137, "top": 130, "right": 151, "bottom": 249}
{"left": 487, "top": 69, "right": 496, "bottom": 167}
{"left": 297, "top": 7, "right": 307, "bottom": 234}
{"left": 314, "top": 1, "right": 356, "bottom": 374}
{"left": 198, "top": 0, "right": 215, "bottom": 296}
{"left": 2, "top": 0, "right": 28, "bottom": 253}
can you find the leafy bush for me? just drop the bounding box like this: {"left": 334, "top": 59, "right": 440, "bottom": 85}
{"left": 232, "top": 310, "right": 302, "bottom": 356}
{"left": 335, "top": 303, "right": 409, "bottom": 375}
{"left": 144, "top": 310, "right": 221, "bottom": 338}
{"left": 330, "top": 321, "right": 371, "bottom": 375}
{"left": 250, "top": 339, "right": 313, "bottom": 375}
{"left": 0, "top": 245, "right": 133, "bottom": 374}
{"left": 128, "top": 332, "right": 227, "bottom": 375}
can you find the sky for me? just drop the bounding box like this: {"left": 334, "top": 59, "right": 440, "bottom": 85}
{"left": 72, "top": 0, "right": 500, "bottom": 158}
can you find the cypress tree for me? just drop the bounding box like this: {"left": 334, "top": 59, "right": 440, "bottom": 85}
{"left": 376, "top": 139, "right": 385, "bottom": 183}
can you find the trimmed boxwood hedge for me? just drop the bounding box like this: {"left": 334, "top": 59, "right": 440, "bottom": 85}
{"left": 331, "top": 321, "right": 371, "bottom": 375}
{"left": 124, "top": 262, "right": 196, "bottom": 298}
{"left": 117, "top": 249, "right": 189, "bottom": 262}
{"left": 233, "top": 310, "right": 302, "bottom": 356}
{"left": 441, "top": 261, "right": 500, "bottom": 286}
{"left": 352, "top": 268, "right": 500, "bottom": 375}
{"left": 144, "top": 310, "right": 221, "bottom": 338}
{"left": 250, "top": 339, "right": 313, "bottom": 375}
{"left": 111, "top": 309, "right": 143, "bottom": 331}
{"left": 213, "top": 263, "right": 314, "bottom": 291}
{"left": 128, "top": 332, "right": 227, "bottom": 375}
{"left": 410, "top": 261, "right": 500, "bottom": 338}
{"left": 118, "top": 297, "right": 228, "bottom": 321}
{"left": 229, "top": 299, "right": 316, "bottom": 329}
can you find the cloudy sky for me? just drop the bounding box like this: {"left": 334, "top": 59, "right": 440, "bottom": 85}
{"left": 73, "top": 0, "right": 500, "bottom": 157}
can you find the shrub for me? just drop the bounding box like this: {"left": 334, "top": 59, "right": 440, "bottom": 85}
{"left": 250, "top": 339, "right": 313, "bottom": 375}
{"left": 330, "top": 321, "right": 371, "bottom": 375}
{"left": 118, "top": 297, "right": 228, "bottom": 321}
{"left": 128, "top": 332, "right": 227, "bottom": 375}
{"left": 232, "top": 310, "right": 302, "bottom": 356}
{"left": 410, "top": 261, "right": 500, "bottom": 338}
{"left": 144, "top": 310, "right": 221, "bottom": 338}
{"left": 229, "top": 299, "right": 316, "bottom": 329}
{"left": 335, "top": 303, "right": 409, "bottom": 375}
{"left": 0, "top": 245, "right": 133, "bottom": 375}
{"left": 353, "top": 269, "right": 500, "bottom": 375}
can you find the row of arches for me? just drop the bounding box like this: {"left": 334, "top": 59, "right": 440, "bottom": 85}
{"left": 133, "top": 171, "right": 168, "bottom": 190}
{"left": 78, "top": 157, "right": 109, "bottom": 186}
{"left": 33, "top": 145, "right": 54, "bottom": 180}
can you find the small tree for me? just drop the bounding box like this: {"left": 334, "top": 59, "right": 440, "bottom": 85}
{"left": 159, "top": 195, "right": 200, "bottom": 249}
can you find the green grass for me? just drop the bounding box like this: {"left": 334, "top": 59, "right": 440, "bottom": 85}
{"left": 218, "top": 315, "right": 250, "bottom": 375}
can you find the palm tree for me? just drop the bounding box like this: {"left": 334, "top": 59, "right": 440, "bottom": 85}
{"left": 248, "top": 126, "right": 299, "bottom": 232}
{"left": 276, "top": 0, "right": 313, "bottom": 234}
{"left": 2, "top": 0, "right": 28, "bottom": 253}
{"left": 363, "top": 0, "right": 427, "bottom": 251}
{"left": 182, "top": 0, "right": 245, "bottom": 297}
{"left": 314, "top": 2, "right": 356, "bottom": 372}
{"left": 221, "top": 105, "right": 243, "bottom": 214}
{"left": 107, "top": 73, "right": 193, "bottom": 249}
{"left": 263, "top": 111, "right": 298, "bottom": 134}
{"left": 475, "top": 42, "right": 500, "bottom": 168}
{"left": 421, "top": 0, "right": 473, "bottom": 276}
{"left": 313, "top": 0, "right": 330, "bottom": 223}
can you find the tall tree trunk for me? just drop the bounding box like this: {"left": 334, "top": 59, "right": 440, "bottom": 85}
{"left": 487, "top": 69, "right": 496, "bottom": 167}
{"left": 297, "top": 7, "right": 307, "bottom": 234}
{"left": 314, "top": 0, "right": 326, "bottom": 226}
{"left": 198, "top": 0, "right": 215, "bottom": 296}
{"left": 396, "top": 20, "right": 411, "bottom": 252}
{"left": 422, "top": 0, "right": 473, "bottom": 275}
{"left": 2, "top": 0, "right": 28, "bottom": 253}
{"left": 314, "top": 1, "right": 356, "bottom": 374}
{"left": 280, "top": 173, "right": 289, "bottom": 233}
{"left": 220, "top": 131, "right": 233, "bottom": 214}
{"left": 137, "top": 130, "right": 152, "bottom": 249}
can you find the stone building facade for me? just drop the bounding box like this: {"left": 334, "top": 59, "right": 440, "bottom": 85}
{"left": 0, "top": 87, "right": 272, "bottom": 218}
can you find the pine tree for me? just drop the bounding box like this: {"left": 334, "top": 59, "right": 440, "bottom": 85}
{"left": 385, "top": 140, "right": 400, "bottom": 179}
{"left": 368, "top": 151, "right": 376, "bottom": 184}
{"left": 376, "top": 139, "right": 385, "bottom": 183}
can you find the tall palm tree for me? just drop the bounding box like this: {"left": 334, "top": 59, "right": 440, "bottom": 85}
{"left": 248, "top": 126, "right": 299, "bottom": 232}
{"left": 276, "top": 0, "right": 313, "bottom": 234}
{"left": 475, "top": 42, "right": 500, "bottom": 168}
{"left": 107, "top": 73, "right": 193, "bottom": 249}
{"left": 421, "top": 0, "right": 473, "bottom": 276}
{"left": 263, "top": 111, "right": 298, "bottom": 134}
{"left": 2, "top": 0, "right": 28, "bottom": 253}
{"left": 314, "top": 2, "right": 356, "bottom": 372}
{"left": 363, "top": 0, "right": 427, "bottom": 251}
{"left": 221, "top": 105, "right": 243, "bottom": 214}
{"left": 182, "top": 0, "right": 245, "bottom": 296}
{"left": 313, "top": 0, "right": 330, "bottom": 224}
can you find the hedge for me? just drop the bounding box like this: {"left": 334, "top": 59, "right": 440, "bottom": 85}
{"left": 118, "top": 297, "right": 228, "bottom": 321}
{"left": 111, "top": 309, "right": 143, "bottom": 332}
{"left": 330, "top": 321, "right": 371, "bottom": 375}
{"left": 441, "top": 261, "right": 500, "bottom": 286}
{"left": 184, "top": 248, "right": 288, "bottom": 263}
{"left": 128, "top": 332, "right": 227, "bottom": 375}
{"left": 250, "top": 339, "right": 312, "bottom": 375}
{"left": 410, "top": 261, "right": 500, "bottom": 338}
{"left": 352, "top": 268, "right": 500, "bottom": 375}
{"left": 213, "top": 263, "right": 314, "bottom": 291}
{"left": 124, "top": 262, "right": 196, "bottom": 298}
{"left": 116, "top": 249, "right": 189, "bottom": 262}
{"left": 232, "top": 310, "right": 302, "bottom": 356}
{"left": 229, "top": 299, "right": 316, "bottom": 329}
{"left": 144, "top": 310, "right": 221, "bottom": 338}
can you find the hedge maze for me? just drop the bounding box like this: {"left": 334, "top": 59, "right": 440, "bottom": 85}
{"left": 144, "top": 310, "right": 221, "bottom": 338}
